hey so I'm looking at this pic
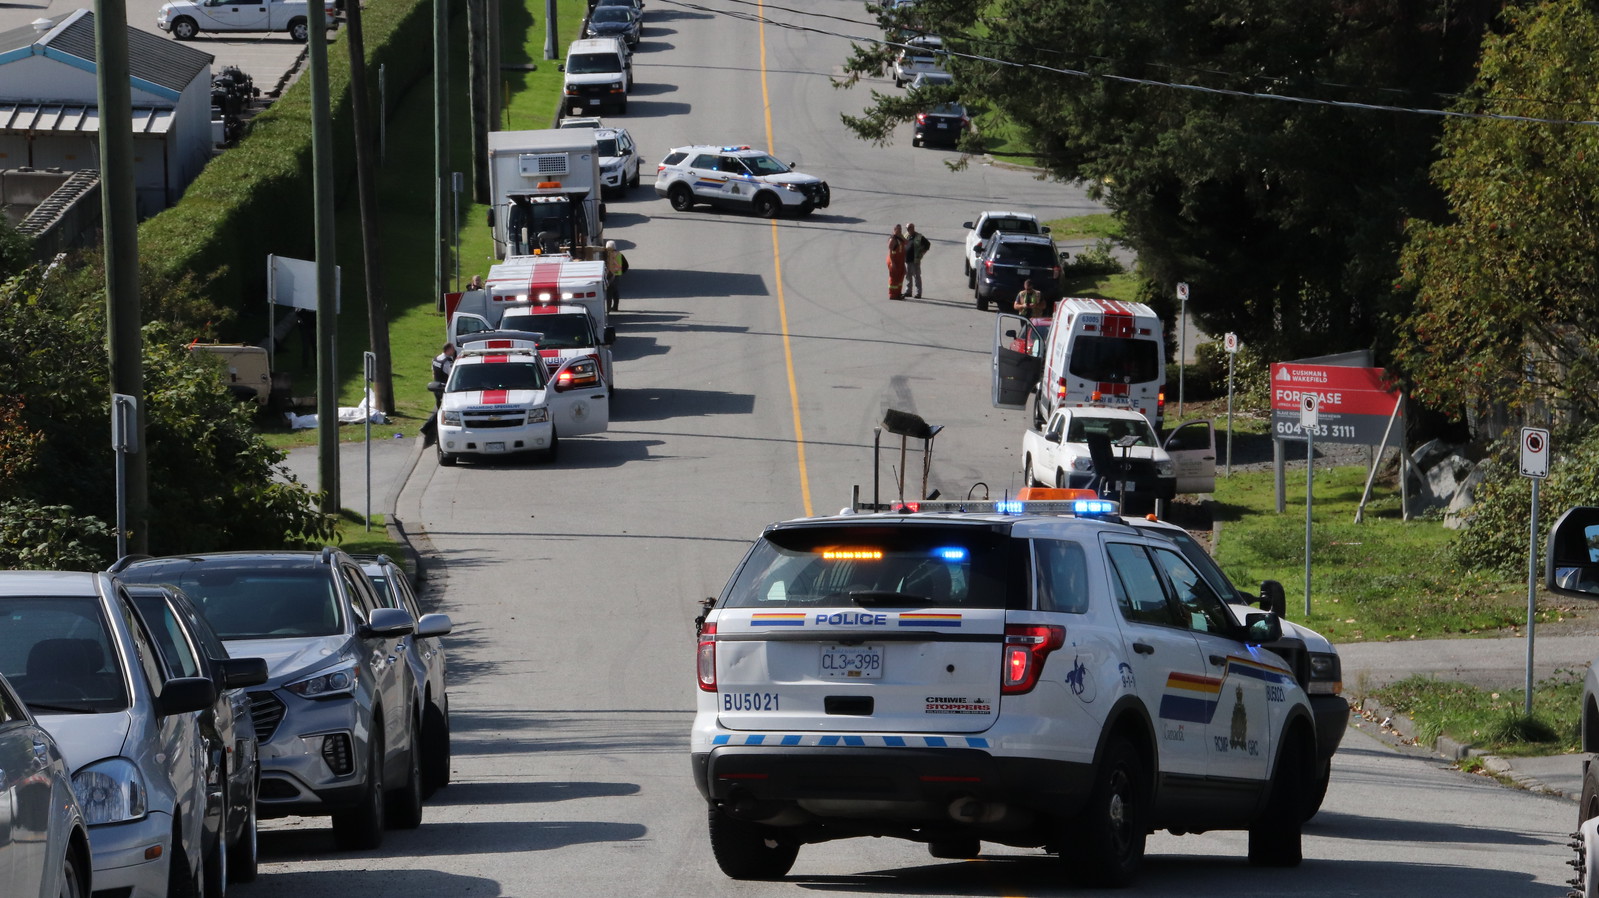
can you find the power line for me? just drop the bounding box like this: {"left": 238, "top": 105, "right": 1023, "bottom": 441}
{"left": 655, "top": 0, "right": 1599, "bottom": 127}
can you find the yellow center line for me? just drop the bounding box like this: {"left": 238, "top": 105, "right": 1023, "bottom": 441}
{"left": 759, "top": 2, "right": 813, "bottom": 517}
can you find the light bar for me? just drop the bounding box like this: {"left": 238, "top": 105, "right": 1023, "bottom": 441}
{"left": 821, "top": 548, "right": 883, "bottom": 560}
{"left": 850, "top": 499, "right": 1122, "bottom": 518}
{"left": 934, "top": 547, "right": 968, "bottom": 561}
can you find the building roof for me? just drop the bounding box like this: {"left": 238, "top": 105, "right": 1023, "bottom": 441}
{"left": 0, "top": 9, "right": 212, "bottom": 103}
{"left": 0, "top": 102, "right": 176, "bottom": 135}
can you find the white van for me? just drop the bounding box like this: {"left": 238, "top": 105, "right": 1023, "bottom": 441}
{"left": 991, "top": 297, "right": 1165, "bottom": 429}
{"left": 561, "top": 37, "right": 632, "bottom": 115}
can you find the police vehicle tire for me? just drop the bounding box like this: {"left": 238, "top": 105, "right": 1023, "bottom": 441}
{"left": 1062, "top": 735, "right": 1146, "bottom": 887}
{"left": 707, "top": 805, "right": 799, "bottom": 880}
{"left": 1247, "top": 732, "right": 1306, "bottom": 867}
{"left": 629, "top": 167, "right": 640, "bottom": 189}
{"left": 668, "top": 185, "right": 695, "bottom": 212}
{"left": 754, "top": 193, "right": 781, "bottom": 219}
{"left": 437, "top": 445, "right": 457, "bottom": 467}
{"left": 1301, "top": 760, "right": 1331, "bottom": 822}
{"left": 288, "top": 17, "right": 308, "bottom": 42}
{"left": 171, "top": 16, "right": 198, "bottom": 39}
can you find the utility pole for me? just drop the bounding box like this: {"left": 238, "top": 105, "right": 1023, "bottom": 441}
{"left": 346, "top": 0, "right": 394, "bottom": 414}
{"left": 93, "top": 0, "right": 146, "bottom": 553}
{"left": 468, "top": 0, "right": 490, "bottom": 203}
{"left": 308, "top": 0, "right": 339, "bottom": 515}
{"left": 434, "top": 0, "right": 450, "bottom": 310}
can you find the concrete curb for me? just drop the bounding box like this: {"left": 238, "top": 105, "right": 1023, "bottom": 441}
{"left": 382, "top": 432, "right": 429, "bottom": 590}
{"left": 1356, "top": 696, "right": 1569, "bottom": 799}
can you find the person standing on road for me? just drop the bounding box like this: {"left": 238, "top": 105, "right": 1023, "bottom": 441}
{"left": 605, "top": 240, "right": 628, "bottom": 312}
{"left": 887, "top": 225, "right": 907, "bottom": 301}
{"left": 903, "top": 223, "right": 930, "bottom": 298}
{"left": 432, "top": 343, "right": 456, "bottom": 386}
{"left": 1013, "top": 279, "right": 1045, "bottom": 317}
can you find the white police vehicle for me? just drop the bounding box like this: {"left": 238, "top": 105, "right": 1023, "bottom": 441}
{"left": 655, "top": 145, "right": 830, "bottom": 218}
{"left": 692, "top": 495, "right": 1315, "bottom": 884}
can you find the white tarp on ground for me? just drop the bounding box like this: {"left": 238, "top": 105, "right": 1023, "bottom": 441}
{"left": 284, "top": 389, "right": 387, "bottom": 429}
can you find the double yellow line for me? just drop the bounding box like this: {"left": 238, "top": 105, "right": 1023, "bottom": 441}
{"left": 759, "top": 5, "right": 813, "bottom": 517}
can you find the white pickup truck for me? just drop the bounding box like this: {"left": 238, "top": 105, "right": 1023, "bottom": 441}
{"left": 157, "top": 0, "right": 335, "bottom": 41}
{"left": 1021, "top": 406, "right": 1215, "bottom": 505}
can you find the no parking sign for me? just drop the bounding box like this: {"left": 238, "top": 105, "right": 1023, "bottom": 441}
{"left": 1521, "top": 427, "right": 1550, "bottom": 479}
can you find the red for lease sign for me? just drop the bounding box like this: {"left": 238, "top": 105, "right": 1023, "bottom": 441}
{"left": 1269, "top": 363, "right": 1401, "bottom": 445}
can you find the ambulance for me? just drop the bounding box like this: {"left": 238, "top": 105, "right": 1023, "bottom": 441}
{"left": 448, "top": 254, "right": 611, "bottom": 345}
{"left": 465, "top": 303, "right": 615, "bottom": 389}
{"left": 992, "top": 297, "right": 1165, "bottom": 429}
{"left": 429, "top": 346, "right": 609, "bottom": 466}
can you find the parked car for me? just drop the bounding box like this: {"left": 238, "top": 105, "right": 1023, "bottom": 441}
{"left": 124, "top": 582, "right": 270, "bottom": 889}
{"left": 595, "top": 126, "right": 641, "bottom": 194}
{"left": 0, "top": 668, "right": 91, "bottom": 898}
{"left": 913, "top": 99, "right": 967, "bottom": 148}
{"left": 962, "top": 210, "right": 1049, "bottom": 282}
{"left": 585, "top": 4, "right": 640, "bottom": 48}
{"left": 973, "top": 231, "right": 1065, "bottom": 311}
{"left": 353, "top": 555, "right": 453, "bottom": 798}
{"left": 0, "top": 571, "right": 218, "bottom": 897}
{"left": 558, "top": 115, "right": 606, "bottom": 129}
{"left": 115, "top": 549, "right": 423, "bottom": 851}
{"left": 892, "top": 35, "right": 946, "bottom": 86}
{"left": 156, "top": 0, "right": 336, "bottom": 42}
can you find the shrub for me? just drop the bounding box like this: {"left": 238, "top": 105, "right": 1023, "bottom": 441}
{"left": 1452, "top": 425, "right": 1599, "bottom": 576}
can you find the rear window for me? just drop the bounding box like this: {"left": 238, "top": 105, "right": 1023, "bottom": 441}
{"left": 0, "top": 596, "right": 129, "bottom": 712}
{"left": 661, "top": 151, "right": 687, "bottom": 166}
{"left": 1065, "top": 335, "right": 1161, "bottom": 383}
{"left": 145, "top": 572, "right": 344, "bottom": 640}
{"left": 995, "top": 243, "right": 1057, "bottom": 266}
{"left": 721, "top": 523, "right": 1027, "bottom": 610}
{"left": 567, "top": 52, "right": 621, "bottom": 74}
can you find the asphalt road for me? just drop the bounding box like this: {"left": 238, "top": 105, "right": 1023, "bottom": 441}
{"left": 251, "top": 1, "right": 1580, "bottom": 894}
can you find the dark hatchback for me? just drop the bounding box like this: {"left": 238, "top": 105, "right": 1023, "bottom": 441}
{"left": 974, "top": 232, "right": 1065, "bottom": 311}
{"left": 913, "top": 101, "right": 968, "bottom": 148}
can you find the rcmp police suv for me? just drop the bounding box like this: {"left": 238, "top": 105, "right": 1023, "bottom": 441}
{"left": 692, "top": 496, "right": 1315, "bottom": 884}
{"left": 655, "top": 145, "right": 830, "bottom": 218}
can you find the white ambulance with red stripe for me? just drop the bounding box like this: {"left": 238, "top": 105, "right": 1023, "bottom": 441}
{"left": 465, "top": 303, "right": 615, "bottom": 388}
{"left": 429, "top": 346, "right": 609, "bottom": 466}
{"left": 449, "top": 254, "right": 611, "bottom": 342}
{"left": 992, "top": 298, "right": 1165, "bottom": 429}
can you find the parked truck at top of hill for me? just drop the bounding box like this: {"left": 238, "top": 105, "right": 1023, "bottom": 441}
{"left": 488, "top": 130, "right": 605, "bottom": 261}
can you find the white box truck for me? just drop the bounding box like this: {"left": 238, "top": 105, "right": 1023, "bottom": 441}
{"left": 489, "top": 130, "right": 605, "bottom": 261}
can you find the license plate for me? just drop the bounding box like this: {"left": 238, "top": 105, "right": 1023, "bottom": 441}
{"left": 820, "top": 644, "right": 883, "bottom": 679}
{"left": 485, "top": 442, "right": 506, "bottom": 453}
{"left": 936, "top": 122, "right": 948, "bottom": 128}
{"left": 1017, "top": 268, "right": 1032, "bottom": 276}
{"left": 588, "top": 99, "right": 601, "bottom": 105}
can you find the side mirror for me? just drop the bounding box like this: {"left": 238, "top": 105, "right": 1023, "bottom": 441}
{"left": 362, "top": 606, "right": 416, "bottom": 639}
{"left": 557, "top": 64, "right": 565, "bottom": 72}
{"left": 1044, "top": 432, "right": 1061, "bottom": 444}
{"left": 1546, "top": 506, "right": 1599, "bottom": 598}
{"left": 962, "top": 221, "right": 974, "bottom": 229}
{"left": 1004, "top": 329, "right": 1017, "bottom": 338}
{"left": 216, "top": 656, "right": 269, "bottom": 689}
{"left": 1243, "top": 612, "right": 1282, "bottom": 645}
{"left": 1041, "top": 225, "right": 1052, "bottom": 234}
{"left": 416, "top": 613, "right": 454, "bottom": 639}
{"left": 602, "top": 326, "right": 616, "bottom": 345}
{"left": 157, "top": 677, "right": 218, "bottom": 717}
{"left": 427, "top": 381, "right": 445, "bottom": 394}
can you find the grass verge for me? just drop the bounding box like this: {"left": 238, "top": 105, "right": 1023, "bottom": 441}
{"left": 1364, "top": 672, "right": 1582, "bottom": 758}
{"left": 332, "top": 510, "right": 406, "bottom": 557}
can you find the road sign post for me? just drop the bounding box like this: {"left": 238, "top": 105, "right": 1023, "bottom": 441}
{"left": 1224, "top": 332, "right": 1237, "bottom": 475}
{"left": 1521, "top": 426, "right": 1550, "bottom": 714}
{"left": 1176, "top": 282, "right": 1189, "bottom": 421}
{"left": 110, "top": 394, "right": 138, "bottom": 559}
{"left": 1300, "top": 394, "right": 1318, "bottom": 617}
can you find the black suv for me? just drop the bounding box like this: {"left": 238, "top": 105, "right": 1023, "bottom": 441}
{"left": 115, "top": 549, "right": 423, "bottom": 850}
{"left": 974, "top": 232, "right": 1065, "bottom": 312}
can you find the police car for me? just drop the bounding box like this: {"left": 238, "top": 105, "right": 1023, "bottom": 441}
{"left": 691, "top": 494, "right": 1315, "bottom": 884}
{"left": 655, "top": 145, "right": 830, "bottom": 218}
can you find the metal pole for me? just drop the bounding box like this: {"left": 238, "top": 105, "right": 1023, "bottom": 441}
{"left": 1304, "top": 428, "right": 1314, "bottom": 618}
{"left": 364, "top": 352, "right": 375, "bottom": 531}
{"left": 544, "top": 0, "right": 558, "bottom": 59}
{"left": 453, "top": 172, "right": 462, "bottom": 291}
{"left": 873, "top": 426, "right": 881, "bottom": 506}
{"left": 1355, "top": 393, "right": 1404, "bottom": 524}
{"left": 1178, "top": 294, "right": 1186, "bottom": 422}
{"left": 435, "top": 0, "right": 449, "bottom": 311}
{"left": 1526, "top": 477, "right": 1540, "bottom": 715}
{"left": 1225, "top": 348, "right": 1233, "bottom": 476}
{"left": 379, "top": 64, "right": 386, "bottom": 164}
{"left": 309, "top": 0, "right": 340, "bottom": 515}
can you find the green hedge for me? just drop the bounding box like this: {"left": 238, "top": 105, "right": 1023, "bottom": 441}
{"left": 138, "top": 0, "right": 435, "bottom": 306}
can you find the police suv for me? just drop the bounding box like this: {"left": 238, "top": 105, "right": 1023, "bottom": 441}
{"left": 655, "top": 145, "right": 830, "bottom": 218}
{"left": 691, "top": 495, "right": 1315, "bottom": 884}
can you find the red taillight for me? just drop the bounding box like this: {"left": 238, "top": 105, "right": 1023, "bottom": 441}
{"left": 1052, "top": 265, "right": 1062, "bottom": 279}
{"left": 916, "top": 112, "right": 928, "bottom": 125}
{"left": 985, "top": 258, "right": 995, "bottom": 275}
{"left": 1055, "top": 376, "right": 1067, "bottom": 400}
{"left": 697, "top": 622, "right": 717, "bottom": 691}
{"left": 1001, "top": 624, "right": 1065, "bottom": 694}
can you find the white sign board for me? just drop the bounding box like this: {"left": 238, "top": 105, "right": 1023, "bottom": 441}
{"left": 1520, "top": 427, "right": 1550, "bottom": 479}
{"left": 1176, "top": 282, "right": 1189, "bottom": 301}
{"left": 1299, "top": 393, "right": 1319, "bottom": 428}
{"left": 1224, "top": 332, "right": 1239, "bottom": 354}
{"left": 267, "top": 254, "right": 341, "bottom": 314}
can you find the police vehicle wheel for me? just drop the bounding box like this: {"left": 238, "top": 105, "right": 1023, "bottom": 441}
{"left": 171, "top": 16, "right": 198, "bottom": 39}
{"left": 754, "top": 193, "right": 781, "bottom": 219}
{"left": 1247, "top": 733, "right": 1306, "bottom": 867}
{"left": 437, "top": 445, "right": 457, "bottom": 467}
{"left": 629, "top": 168, "right": 640, "bottom": 189}
{"left": 1062, "top": 735, "right": 1146, "bottom": 887}
{"left": 707, "top": 805, "right": 798, "bottom": 880}
{"left": 1301, "top": 760, "right": 1331, "bottom": 823}
{"left": 668, "top": 185, "right": 695, "bottom": 212}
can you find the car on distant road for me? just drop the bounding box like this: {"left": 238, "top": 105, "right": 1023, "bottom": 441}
{"left": 559, "top": 116, "right": 606, "bottom": 129}
{"left": 892, "top": 35, "right": 946, "bottom": 86}
{"left": 354, "top": 555, "right": 454, "bottom": 798}
{"left": 973, "top": 231, "right": 1065, "bottom": 311}
{"left": 124, "top": 582, "right": 269, "bottom": 890}
{"left": 913, "top": 99, "right": 967, "bottom": 148}
{"left": 0, "top": 571, "right": 219, "bottom": 897}
{"left": 115, "top": 550, "right": 425, "bottom": 851}
{"left": 0, "top": 669, "right": 91, "bottom": 898}
{"left": 585, "top": 4, "right": 641, "bottom": 48}
{"left": 157, "top": 0, "right": 335, "bottom": 42}
{"left": 962, "top": 210, "right": 1049, "bottom": 282}
{"left": 656, "top": 145, "right": 830, "bottom": 217}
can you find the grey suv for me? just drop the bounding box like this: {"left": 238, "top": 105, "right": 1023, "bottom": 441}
{"left": 116, "top": 549, "right": 424, "bottom": 850}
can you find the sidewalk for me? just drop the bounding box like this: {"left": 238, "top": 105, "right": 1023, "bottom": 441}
{"left": 277, "top": 431, "right": 423, "bottom": 522}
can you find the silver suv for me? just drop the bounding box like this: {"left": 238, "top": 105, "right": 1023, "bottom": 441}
{"left": 655, "top": 145, "right": 830, "bottom": 218}
{"left": 692, "top": 497, "right": 1315, "bottom": 885}
{"left": 116, "top": 549, "right": 424, "bottom": 851}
